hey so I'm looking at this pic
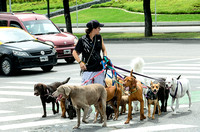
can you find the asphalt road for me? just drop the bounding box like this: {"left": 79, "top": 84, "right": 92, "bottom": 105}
{"left": 0, "top": 40, "right": 200, "bottom": 132}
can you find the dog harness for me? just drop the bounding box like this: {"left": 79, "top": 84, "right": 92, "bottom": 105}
{"left": 146, "top": 88, "right": 158, "bottom": 100}
{"left": 170, "top": 80, "right": 183, "bottom": 98}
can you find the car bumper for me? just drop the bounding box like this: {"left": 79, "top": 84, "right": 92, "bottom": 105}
{"left": 56, "top": 47, "right": 74, "bottom": 59}
{"left": 13, "top": 54, "right": 57, "bottom": 69}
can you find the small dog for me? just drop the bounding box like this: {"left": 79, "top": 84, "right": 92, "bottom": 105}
{"left": 65, "top": 97, "right": 76, "bottom": 119}
{"left": 34, "top": 77, "right": 70, "bottom": 117}
{"left": 147, "top": 81, "right": 161, "bottom": 119}
{"left": 106, "top": 104, "right": 115, "bottom": 120}
{"left": 165, "top": 76, "right": 192, "bottom": 114}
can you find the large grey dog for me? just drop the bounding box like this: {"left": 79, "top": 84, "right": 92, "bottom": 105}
{"left": 53, "top": 83, "right": 107, "bottom": 129}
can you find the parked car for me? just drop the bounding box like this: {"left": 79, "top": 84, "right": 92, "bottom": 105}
{"left": 0, "top": 27, "right": 57, "bottom": 76}
{"left": 0, "top": 12, "right": 77, "bottom": 63}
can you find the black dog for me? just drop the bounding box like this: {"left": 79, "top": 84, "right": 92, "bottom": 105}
{"left": 65, "top": 97, "right": 76, "bottom": 119}
{"left": 106, "top": 104, "right": 115, "bottom": 120}
{"left": 155, "top": 78, "right": 169, "bottom": 113}
{"left": 34, "top": 77, "right": 70, "bottom": 117}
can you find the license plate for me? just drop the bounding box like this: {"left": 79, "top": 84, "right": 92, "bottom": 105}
{"left": 40, "top": 56, "right": 48, "bottom": 62}
{"left": 63, "top": 49, "right": 71, "bottom": 54}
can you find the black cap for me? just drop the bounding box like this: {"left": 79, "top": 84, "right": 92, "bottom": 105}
{"left": 86, "top": 20, "right": 104, "bottom": 29}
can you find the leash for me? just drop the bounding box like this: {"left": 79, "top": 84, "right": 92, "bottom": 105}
{"left": 114, "top": 65, "right": 163, "bottom": 82}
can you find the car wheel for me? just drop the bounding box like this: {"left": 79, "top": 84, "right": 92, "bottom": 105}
{"left": 65, "top": 57, "right": 75, "bottom": 63}
{"left": 41, "top": 65, "right": 53, "bottom": 72}
{"left": 1, "top": 57, "right": 15, "bottom": 76}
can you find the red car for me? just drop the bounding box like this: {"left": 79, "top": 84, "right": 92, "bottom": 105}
{"left": 0, "top": 12, "right": 77, "bottom": 63}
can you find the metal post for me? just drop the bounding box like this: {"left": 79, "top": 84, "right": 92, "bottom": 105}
{"left": 76, "top": 0, "right": 78, "bottom": 28}
{"left": 9, "top": 0, "right": 12, "bottom": 12}
{"left": 155, "top": 0, "right": 157, "bottom": 27}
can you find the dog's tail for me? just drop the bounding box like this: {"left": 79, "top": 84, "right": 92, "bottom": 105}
{"left": 130, "top": 57, "right": 145, "bottom": 73}
{"left": 62, "top": 77, "right": 70, "bottom": 84}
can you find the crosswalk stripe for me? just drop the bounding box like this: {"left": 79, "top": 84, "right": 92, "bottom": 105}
{"left": 0, "top": 98, "right": 23, "bottom": 102}
{"left": 0, "top": 110, "right": 14, "bottom": 114}
{"left": 144, "top": 70, "right": 200, "bottom": 74}
{"left": 0, "top": 113, "right": 42, "bottom": 122}
{"left": 0, "top": 119, "right": 73, "bottom": 130}
{"left": 0, "top": 86, "right": 32, "bottom": 90}
{"left": 110, "top": 124, "right": 198, "bottom": 132}
{"left": 0, "top": 91, "right": 33, "bottom": 96}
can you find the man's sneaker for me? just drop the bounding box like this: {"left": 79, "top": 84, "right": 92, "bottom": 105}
{"left": 86, "top": 106, "right": 93, "bottom": 119}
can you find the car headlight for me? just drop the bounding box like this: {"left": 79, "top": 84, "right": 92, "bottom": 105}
{"left": 13, "top": 50, "right": 29, "bottom": 57}
{"left": 74, "top": 36, "right": 78, "bottom": 46}
{"left": 45, "top": 41, "right": 55, "bottom": 47}
{"left": 52, "top": 48, "right": 57, "bottom": 54}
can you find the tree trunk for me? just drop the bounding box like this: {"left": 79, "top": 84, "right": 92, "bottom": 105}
{"left": 63, "top": 0, "right": 73, "bottom": 33}
{"left": 0, "top": 0, "right": 7, "bottom": 12}
{"left": 143, "top": 0, "right": 153, "bottom": 37}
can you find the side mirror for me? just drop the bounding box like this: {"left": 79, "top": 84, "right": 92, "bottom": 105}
{"left": 60, "top": 28, "right": 64, "bottom": 32}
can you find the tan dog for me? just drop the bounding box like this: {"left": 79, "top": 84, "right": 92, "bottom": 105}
{"left": 53, "top": 84, "right": 107, "bottom": 129}
{"left": 123, "top": 70, "right": 146, "bottom": 124}
{"left": 147, "top": 81, "right": 161, "bottom": 119}
{"left": 119, "top": 95, "right": 129, "bottom": 114}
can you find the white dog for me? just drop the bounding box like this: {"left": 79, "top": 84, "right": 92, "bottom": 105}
{"left": 130, "top": 57, "right": 148, "bottom": 111}
{"left": 165, "top": 76, "right": 192, "bottom": 114}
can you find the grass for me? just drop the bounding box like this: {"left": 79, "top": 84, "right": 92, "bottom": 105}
{"left": 93, "top": 0, "right": 200, "bottom": 14}
{"left": 51, "top": 8, "right": 200, "bottom": 24}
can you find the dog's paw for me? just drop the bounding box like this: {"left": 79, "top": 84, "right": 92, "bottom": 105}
{"left": 73, "top": 126, "right": 79, "bottom": 129}
{"left": 102, "top": 123, "right": 107, "bottom": 127}
{"left": 124, "top": 120, "right": 130, "bottom": 124}
{"left": 82, "top": 119, "right": 89, "bottom": 124}
{"left": 61, "top": 115, "right": 66, "bottom": 118}
{"left": 42, "top": 114, "right": 46, "bottom": 118}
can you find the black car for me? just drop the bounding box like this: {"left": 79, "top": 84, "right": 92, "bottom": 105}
{"left": 0, "top": 27, "right": 57, "bottom": 76}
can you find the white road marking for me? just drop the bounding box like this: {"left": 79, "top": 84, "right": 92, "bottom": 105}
{"left": 144, "top": 70, "right": 200, "bottom": 74}
{"left": 0, "top": 110, "right": 14, "bottom": 114}
{"left": 0, "top": 86, "right": 32, "bottom": 90}
{"left": 0, "top": 119, "right": 73, "bottom": 130}
{"left": 0, "top": 91, "right": 33, "bottom": 96}
{"left": 169, "top": 64, "right": 200, "bottom": 66}
{"left": 145, "top": 66, "right": 200, "bottom": 70}
{"left": 0, "top": 98, "right": 23, "bottom": 102}
{"left": 110, "top": 124, "right": 198, "bottom": 132}
{"left": 0, "top": 113, "right": 43, "bottom": 122}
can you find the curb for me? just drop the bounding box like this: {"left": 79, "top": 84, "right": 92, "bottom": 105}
{"left": 103, "top": 38, "right": 200, "bottom": 41}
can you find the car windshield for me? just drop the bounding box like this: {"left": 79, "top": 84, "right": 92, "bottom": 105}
{"left": 0, "top": 28, "right": 35, "bottom": 43}
{"left": 23, "top": 19, "right": 60, "bottom": 35}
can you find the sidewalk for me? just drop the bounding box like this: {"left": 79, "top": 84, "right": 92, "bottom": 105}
{"left": 57, "top": 21, "right": 200, "bottom": 33}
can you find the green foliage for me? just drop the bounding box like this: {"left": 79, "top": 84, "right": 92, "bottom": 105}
{"left": 92, "top": 0, "right": 200, "bottom": 14}
{"left": 9, "top": 0, "right": 93, "bottom": 12}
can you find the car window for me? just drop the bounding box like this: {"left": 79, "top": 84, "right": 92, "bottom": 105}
{"left": 10, "top": 21, "right": 22, "bottom": 29}
{"left": 0, "top": 20, "right": 8, "bottom": 26}
{"left": 23, "top": 19, "right": 60, "bottom": 35}
{"left": 0, "top": 28, "right": 35, "bottom": 43}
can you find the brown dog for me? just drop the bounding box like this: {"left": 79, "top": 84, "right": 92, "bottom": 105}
{"left": 34, "top": 77, "right": 70, "bottom": 118}
{"left": 53, "top": 84, "right": 107, "bottom": 129}
{"left": 147, "top": 81, "right": 161, "bottom": 119}
{"left": 123, "top": 70, "right": 146, "bottom": 124}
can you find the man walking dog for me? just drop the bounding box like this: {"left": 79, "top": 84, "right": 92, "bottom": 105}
{"left": 72, "top": 20, "right": 108, "bottom": 118}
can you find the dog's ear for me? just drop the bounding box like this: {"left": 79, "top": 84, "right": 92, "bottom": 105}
{"left": 157, "top": 82, "right": 160, "bottom": 87}
{"left": 177, "top": 75, "right": 181, "bottom": 80}
{"left": 130, "top": 69, "right": 133, "bottom": 77}
{"left": 150, "top": 81, "right": 153, "bottom": 86}
{"left": 64, "top": 86, "right": 71, "bottom": 96}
